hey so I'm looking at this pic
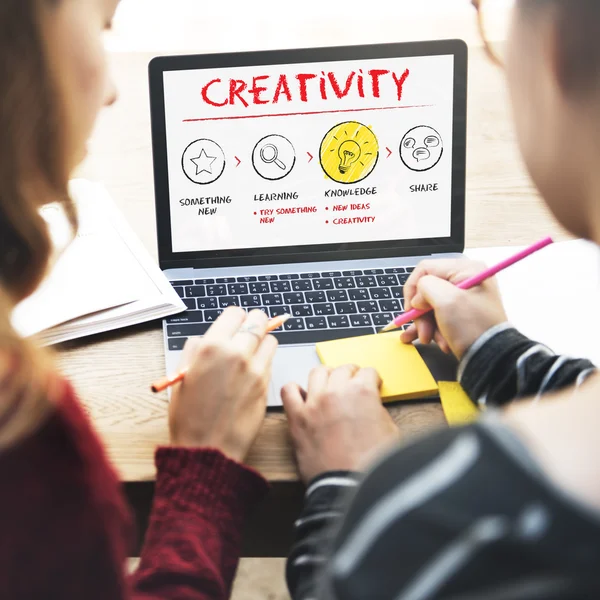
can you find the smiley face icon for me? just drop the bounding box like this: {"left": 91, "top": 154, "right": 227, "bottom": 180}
{"left": 399, "top": 126, "right": 443, "bottom": 172}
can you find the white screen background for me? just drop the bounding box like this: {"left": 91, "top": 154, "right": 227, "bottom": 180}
{"left": 163, "top": 54, "right": 455, "bottom": 254}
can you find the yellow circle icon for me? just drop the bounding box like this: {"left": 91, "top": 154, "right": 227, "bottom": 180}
{"left": 319, "top": 121, "right": 379, "bottom": 184}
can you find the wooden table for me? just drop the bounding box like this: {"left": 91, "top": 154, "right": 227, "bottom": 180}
{"left": 57, "top": 46, "right": 569, "bottom": 556}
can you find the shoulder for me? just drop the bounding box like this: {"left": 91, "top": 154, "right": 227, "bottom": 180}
{"left": 505, "top": 378, "right": 600, "bottom": 515}
{"left": 338, "top": 423, "right": 545, "bottom": 537}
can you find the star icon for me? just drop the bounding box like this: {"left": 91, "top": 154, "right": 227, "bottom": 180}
{"left": 191, "top": 148, "right": 217, "bottom": 176}
{"left": 182, "top": 139, "right": 226, "bottom": 185}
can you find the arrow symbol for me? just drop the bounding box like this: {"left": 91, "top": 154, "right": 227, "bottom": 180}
{"left": 235, "top": 156, "right": 241, "bottom": 167}
{"left": 307, "top": 152, "right": 313, "bottom": 163}
{"left": 386, "top": 147, "right": 392, "bottom": 158}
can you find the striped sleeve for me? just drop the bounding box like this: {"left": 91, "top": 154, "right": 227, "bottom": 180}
{"left": 458, "top": 323, "right": 596, "bottom": 408}
{"left": 287, "top": 472, "right": 361, "bottom": 600}
{"left": 287, "top": 424, "right": 600, "bottom": 600}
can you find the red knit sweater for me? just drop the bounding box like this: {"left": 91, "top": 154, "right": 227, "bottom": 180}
{"left": 0, "top": 379, "right": 269, "bottom": 599}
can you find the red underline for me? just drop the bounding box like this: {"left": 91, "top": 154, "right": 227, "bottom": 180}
{"left": 182, "top": 104, "right": 433, "bottom": 123}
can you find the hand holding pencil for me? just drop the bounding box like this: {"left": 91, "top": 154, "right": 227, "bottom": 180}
{"left": 397, "top": 238, "right": 553, "bottom": 358}
{"left": 398, "top": 258, "right": 508, "bottom": 358}
{"left": 163, "top": 307, "right": 284, "bottom": 462}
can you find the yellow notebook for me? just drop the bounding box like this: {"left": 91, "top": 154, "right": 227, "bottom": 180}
{"left": 316, "top": 333, "right": 438, "bottom": 403}
{"left": 438, "top": 381, "right": 480, "bottom": 426}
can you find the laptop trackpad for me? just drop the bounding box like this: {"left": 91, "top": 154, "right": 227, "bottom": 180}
{"left": 268, "top": 345, "right": 321, "bottom": 407}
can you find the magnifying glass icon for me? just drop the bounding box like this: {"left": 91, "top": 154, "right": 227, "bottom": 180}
{"left": 260, "top": 144, "right": 286, "bottom": 170}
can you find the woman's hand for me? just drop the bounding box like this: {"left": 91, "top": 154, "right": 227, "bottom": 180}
{"left": 169, "top": 307, "right": 278, "bottom": 462}
{"left": 400, "top": 259, "right": 508, "bottom": 359}
{"left": 282, "top": 365, "right": 399, "bottom": 483}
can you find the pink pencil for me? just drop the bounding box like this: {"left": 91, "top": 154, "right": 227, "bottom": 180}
{"left": 379, "top": 236, "right": 554, "bottom": 334}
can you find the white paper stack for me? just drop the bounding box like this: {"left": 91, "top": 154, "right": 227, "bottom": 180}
{"left": 11, "top": 179, "right": 185, "bottom": 345}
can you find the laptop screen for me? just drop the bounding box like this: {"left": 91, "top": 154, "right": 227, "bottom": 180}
{"left": 151, "top": 43, "right": 467, "bottom": 268}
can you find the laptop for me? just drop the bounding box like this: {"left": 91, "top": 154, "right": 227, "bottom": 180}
{"left": 148, "top": 40, "right": 467, "bottom": 406}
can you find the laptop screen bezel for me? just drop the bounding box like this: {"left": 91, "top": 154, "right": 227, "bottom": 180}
{"left": 149, "top": 40, "right": 467, "bottom": 271}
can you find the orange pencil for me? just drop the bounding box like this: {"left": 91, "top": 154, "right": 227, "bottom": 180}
{"left": 151, "top": 313, "right": 290, "bottom": 393}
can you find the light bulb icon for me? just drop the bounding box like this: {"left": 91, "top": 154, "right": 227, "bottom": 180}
{"left": 320, "top": 121, "right": 379, "bottom": 184}
{"left": 338, "top": 140, "right": 361, "bottom": 174}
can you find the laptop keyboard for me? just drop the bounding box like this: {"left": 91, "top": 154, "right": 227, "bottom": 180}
{"left": 165, "top": 267, "right": 415, "bottom": 350}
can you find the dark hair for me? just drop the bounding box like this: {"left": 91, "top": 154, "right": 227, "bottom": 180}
{"left": 522, "top": 0, "right": 600, "bottom": 95}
